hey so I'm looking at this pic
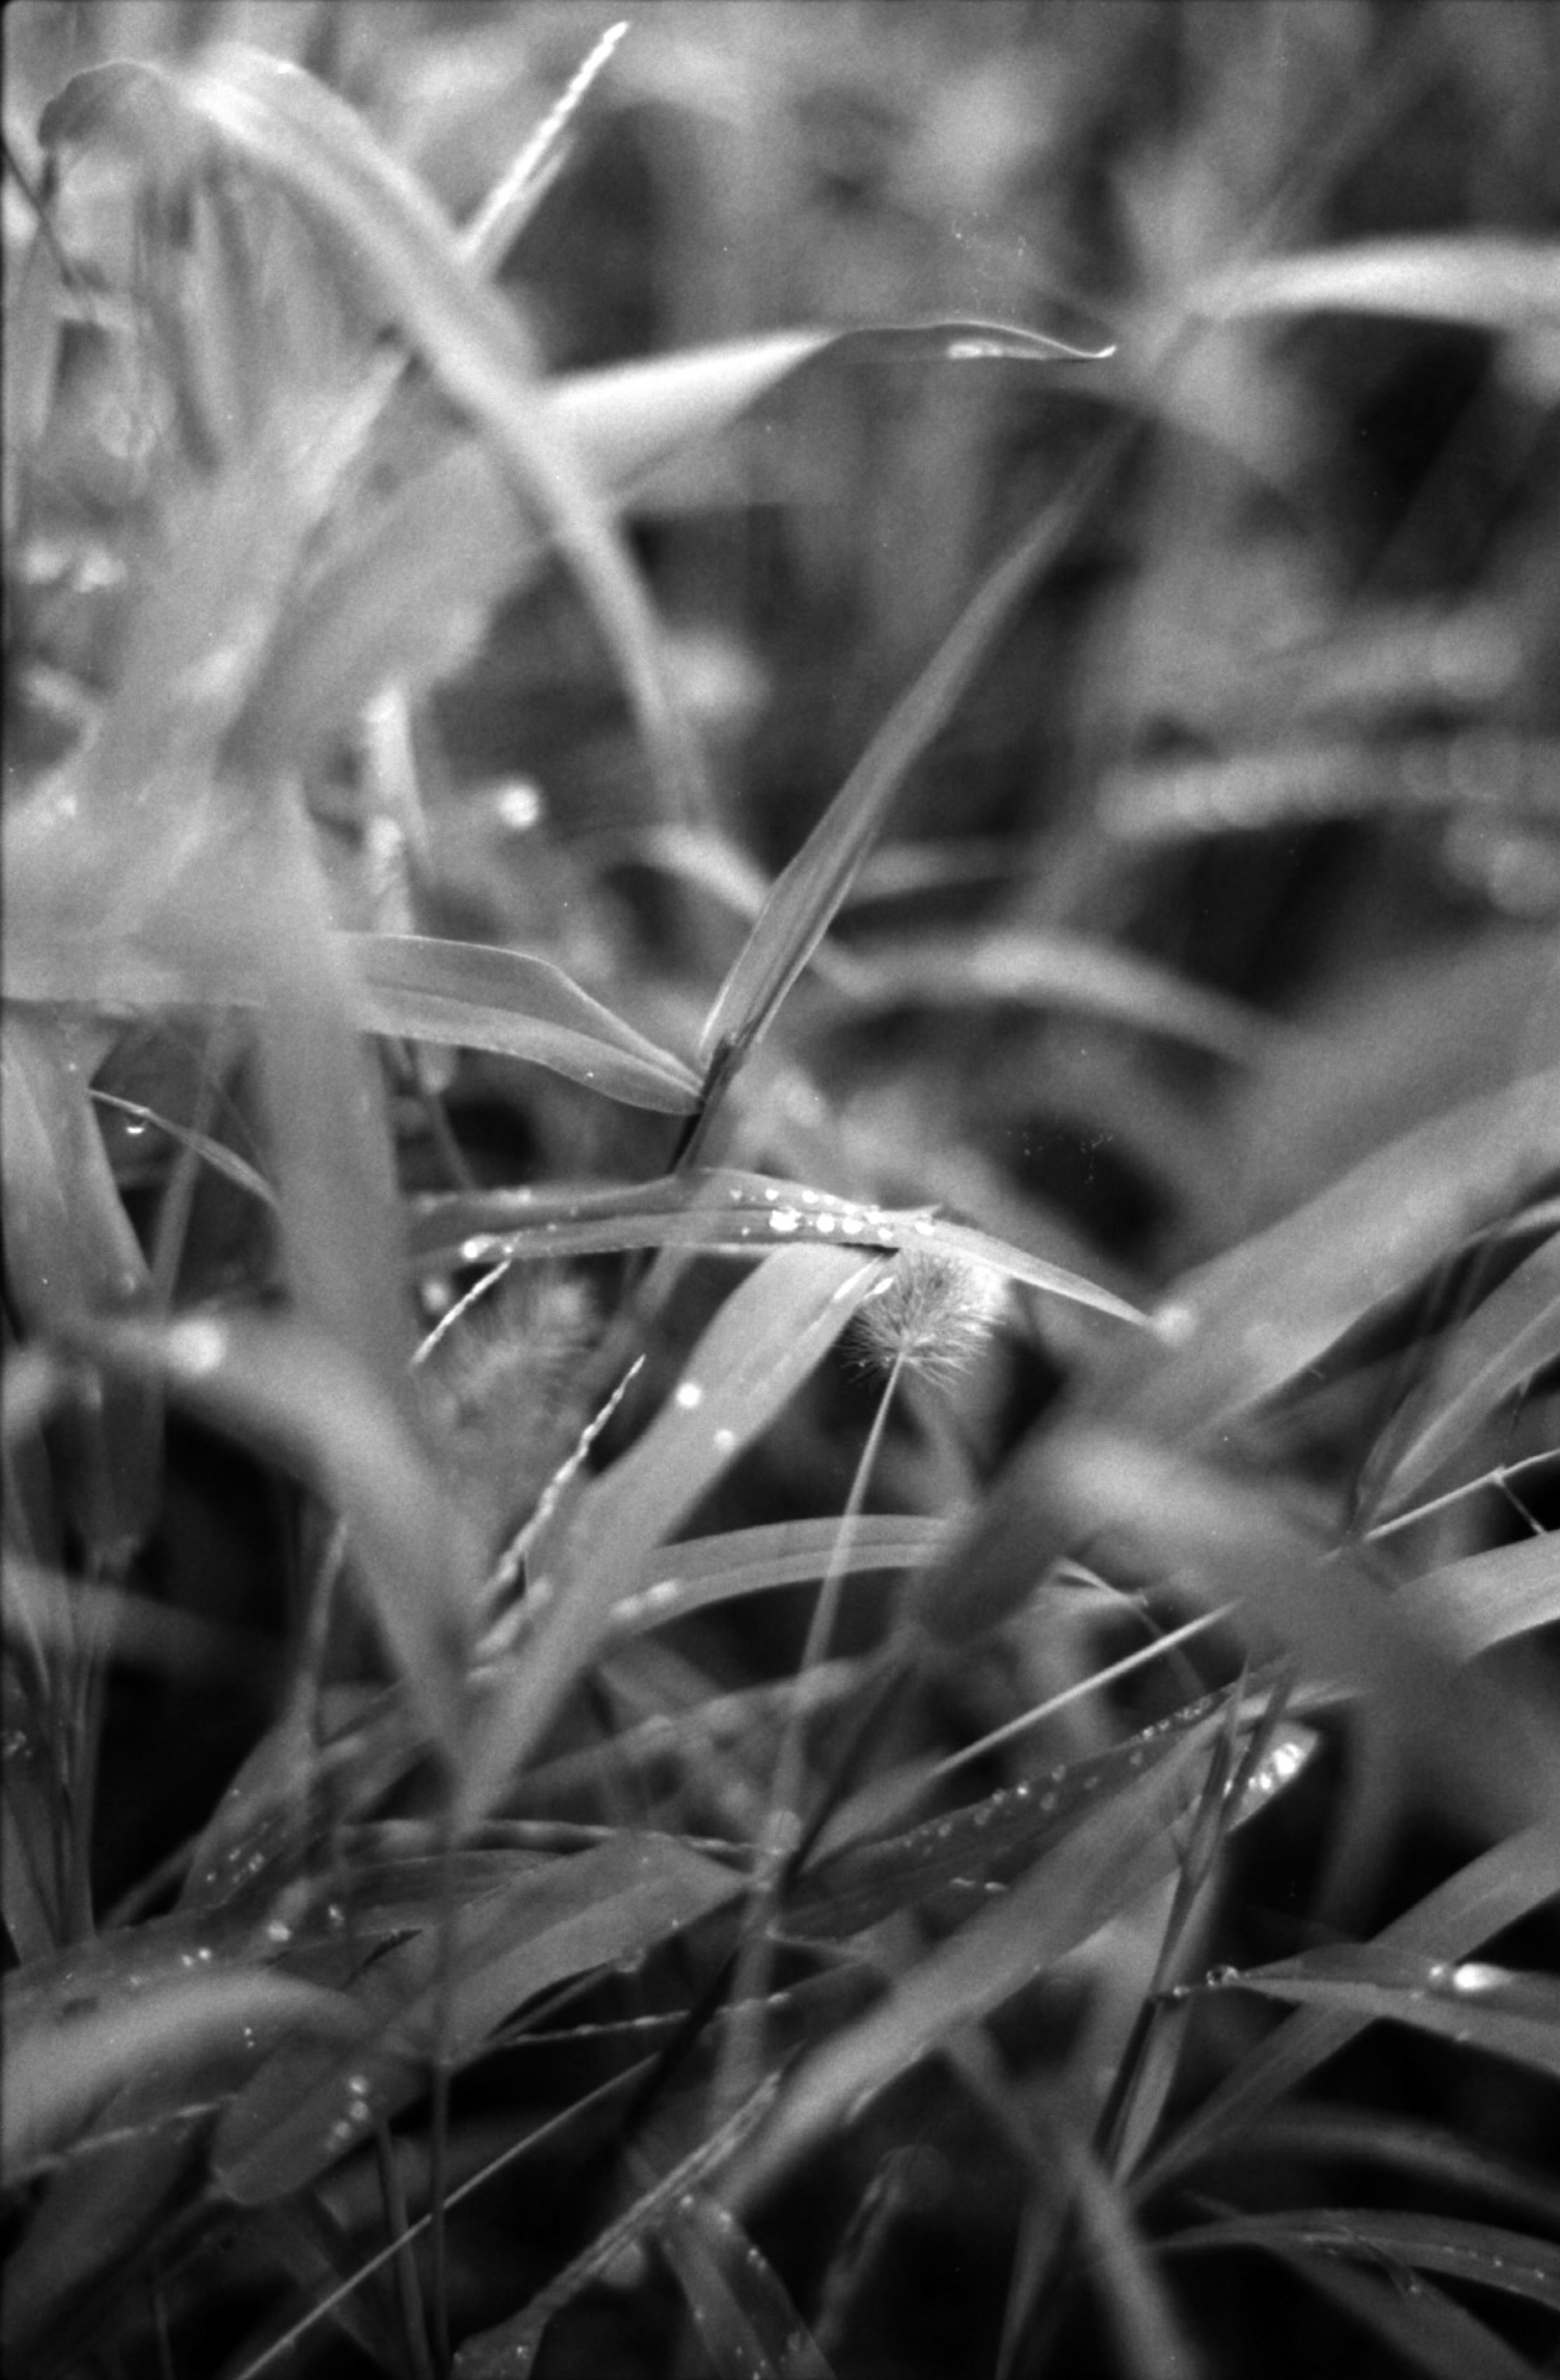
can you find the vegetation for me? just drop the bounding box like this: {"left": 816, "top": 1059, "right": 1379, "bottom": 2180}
{"left": 3, "top": 4, "right": 1558, "bottom": 2375}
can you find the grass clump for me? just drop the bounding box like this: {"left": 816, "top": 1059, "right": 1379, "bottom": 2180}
{"left": 3, "top": 5, "right": 1558, "bottom": 2378}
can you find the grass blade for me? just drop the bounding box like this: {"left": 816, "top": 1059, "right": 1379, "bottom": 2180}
{"left": 352, "top": 933, "right": 700, "bottom": 1111}
{"left": 1190, "top": 1946, "right": 1560, "bottom": 2083}
{"left": 1398, "top": 1531, "right": 1560, "bottom": 1663}
{"left": 1169, "top": 2208, "right": 1560, "bottom": 2315}
{"left": 609, "top": 1515, "right": 951, "bottom": 1640}
{"left": 1193, "top": 235, "right": 1560, "bottom": 335}
{"left": 1124, "top": 1065, "right": 1560, "bottom": 1436}
{"left": 67, "top": 1311, "right": 476, "bottom": 1757}
{"left": 213, "top": 1832, "right": 736, "bottom": 2204}
{"left": 696, "top": 436, "right": 1124, "bottom": 1087}
{"left": 1135, "top": 1825, "right": 1560, "bottom": 2200}
{"left": 411, "top": 1167, "right": 1146, "bottom": 1325}
{"left": 1368, "top": 1232, "right": 1560, "bottom": 1518}
{"left": 457, "top": 1246, "right": 889, "bottom": 1831}
{"left": 729, "top": 1724, "right": 1216, "bottom": 2209}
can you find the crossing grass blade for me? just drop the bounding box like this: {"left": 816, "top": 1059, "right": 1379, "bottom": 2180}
{"left": 410, "top": 1167, "right": 1146, "bottom": 1325}
{"left": 1134, "top": 1825, "right": 1560, "bottom": 2202}
{"left": 1192, "top": 234, "right": 1560, "bottom": 335}
{"left": 1366, "top": 1230, "right": 1560, "bottom": 1519}
{"left": 1189, "top": 1945, "right": 1560, "bottom": 2083}
{"left": 696, "top": 431, "right": 1125, "bottom": 1094}
{"left": 63, "top": 1310, "right": 477, "bottom": 1759}
{"left": 212, "top": 1831, "right": 737, "bottom": 2204}
{"left": 1396, "top": 1531, "right": 1560, "bottom": 1664}
{"left": 728, "top": 1723, "right": 1217, "bottom": 2211}
{"left": 455, "top": 1245, "right": 890, "bottom": 1833}
{"left": 39, "top": 47, "right": 702, "bottom": 821}
{"left": 1119, "top": 1066, "right": 1560, "bottom": 1438}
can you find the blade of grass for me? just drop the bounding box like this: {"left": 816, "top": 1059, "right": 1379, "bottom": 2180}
{"left": 692, "top": 414, "right": 1133, "bottom": 1133}
{"left": 410, "top": 1167, "right": 1146, "bottom": 1325}
{"left": 727, "top": 1723, "right": 1218, "bottom": 2211}
{"left": 456, "top": 1245, "right": 890, "bottom": 1832}
{"left": 1134, "top": 1823, "right": 1560, "bottom": 2201}
{"left": 1186, "top": 1946, "right": 1560, "bottom": 2082}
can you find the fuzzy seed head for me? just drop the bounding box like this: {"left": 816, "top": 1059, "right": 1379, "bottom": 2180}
{"left": 850, "top": 1247, "right": 1005, "bottom": 1386}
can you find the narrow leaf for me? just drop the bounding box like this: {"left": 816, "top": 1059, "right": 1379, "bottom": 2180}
{"left": 1398, "top": 1530, "right": 1560, "bottom": 1663}
{"left": 456, "top": 1247, "right": 889, "bottom": 1831}
{"left": 1193, "top": 1946, "right": 1560, "bottom": 2082}
{"left": 1123, "top": 1065, "right": 1560, "bottom": 1436}
{"left": 68, "top": 1311, "right": 477, "bottom": 1755}
{"left": 548, "top": 319, "right": 1113, "bottom": 500}
{"left": 351, "top": 933, "right": 700, "bottom": 1111}
{"left": 1169, "top": 2208, "right": 1560, "bottom": 2315}
{"left": 729, "top": 1725, "right": 1215, "bottom": 2208}
{"left": 411, "top": 1167, "right": 1146, "bottom": 1326}
{"left": 1135, "top": 1824, "right": 1560, "bottom": 2198}
{"left": 1193, "top": 236, "right": 1560, "bottom": 335}
{"left": 453, "top": 2078, "right": 782, "bottom": 2378}
{"left": 214, "top": 1832, "right": 735, "bottom": 2204}
{"left": 1371, "top": 1232, "right": 1560, "bottom": 1516}
{"left": 6, "top": 1968, "right": 356, "bottom": 2183}
{"left": 659, "top": 2192, "right": 836, "bottom": 2380}
{"left": 791, "top": 1696, "right": 1231, "bottom": 1944}
{"left": 833, "top": 930, "right": 1268, "bottom": 1065}
{"left": 609, "top": 1515, "right": 951, "bottom": 1640}
{"left": 698, "top": 438, "right": 1122, "bottom": 1076}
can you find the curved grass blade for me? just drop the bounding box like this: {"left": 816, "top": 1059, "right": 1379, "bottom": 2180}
{"left": 1167, "top": 2208, "right": 1560, "bottom": 2316}
{"left": 246, "top": 310, "right": 1116, "bottom": 771}
{"left": 411, "top": 1167, "right": 1146, "bottom": 1326}
{"left": 213, "top": 1832, "right": 736, "bottom": 2204}
{"left": 456, "top": 1246, "right": 889, "bottom": 1832}
{"left": 1033, "top": 1425, "right": 1559, "bottom": 1839}
{"left": 65, "top": 1311, "right": 477, "bottom": 1756}
{"left": 2, "top": 1015, "right": 159, "bottom": 1563}
{"left": 1397, "top": 1530, "right": 1560, "bottom": 1663}
{"left": 1192, "top": 235, "right": 1560, "bottom": 335}
{"left": 830, "top": 930, "right": 1269, "bottom": 1066}
{"left": 89, "top": 1089, "right": 276, "bottom": 1209}
{"left": 728, "top": 1725, "right": 1216, "bottom": 2212}
{"left": 351, "top": 933, "right": 700, "bottom": 1111}
{"left": 696, "top": 421, "right": 1125, "bottom": 1092}
{"left": 1369, "top": 1232, "right": 1560, "bottom": 1519}
{"left": 1234, "top": 2107, "right": 1560, "bottom": 2239}
{"left": 6, "top": 1967, "right": 357, "bottom": 2184}
{"left": 452, "top": 2076, "right": 782, "bottom": 2380}
{"left": 1126, "top": 1065, "right": 1560, "bottom": 1436}
{"left": 549, "top": 319, "right": 1114, "bottom": 501}
{"left": 659, "top": 2191, "right": 836, "bottom": 2380}
{"left": 40, "top": 50, "right": 700, "bottom": 821}
{"left": 7, "top": 934, "right": 698, "bottom": 1114}
{"left": 1190, "top": 1946, "right": 1560, "bottom": 2083}
{"left": 1263, "top": 2255, "right": 1543, "bottom": 2380}
{"left": 789, "top": 1696, "right": 1230, "bottom": 1945}
{"left": 1134, "top": 1823, "right": 1560, "bottom": 2201}
{"left": 609, "top": 1514, "right": 951, "bottom": 1640}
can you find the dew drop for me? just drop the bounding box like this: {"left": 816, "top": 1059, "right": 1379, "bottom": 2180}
{"left": 674, "top": 1380, "right": 704, "bottom": 1412}
{"left": 813, "top": 1213, "right": 836, "bottom": 1233}
{"left": 1448, "top": 1961, "right": 1504, "bottom": 1994}
{"left": 1205, "top": 1964, "right": 1240, "bottom": 1987}
{"left": 769, "top": 1208, "right": 802, "bottom": 1234}
{"left": 169, "top": 1317, "right": 227, "bottom": 1377}
{"left": 713, "top": 1426, "right": 738, "bottom": 1455}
